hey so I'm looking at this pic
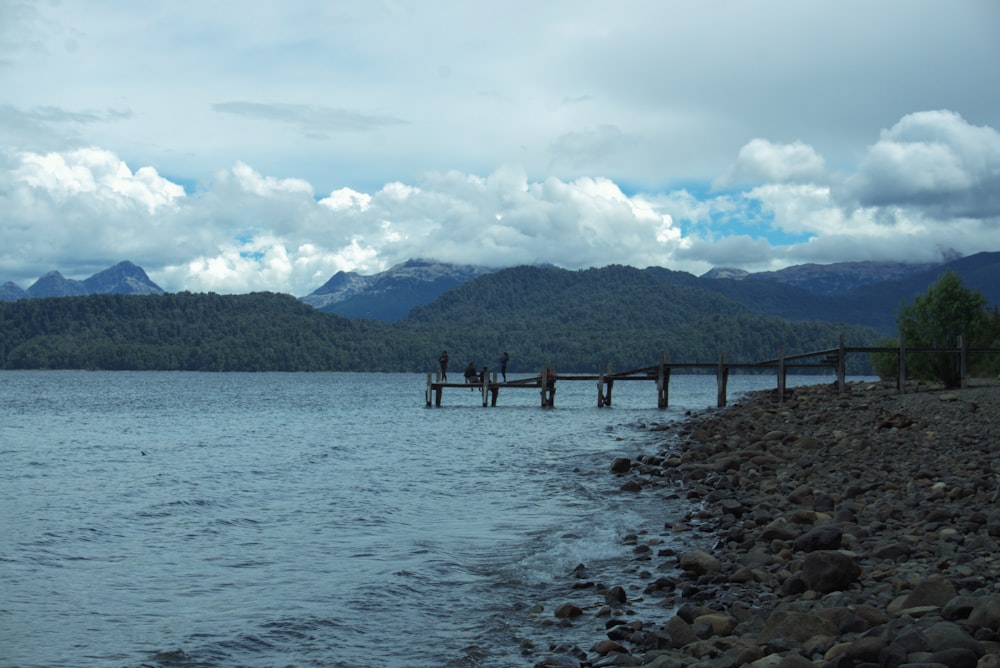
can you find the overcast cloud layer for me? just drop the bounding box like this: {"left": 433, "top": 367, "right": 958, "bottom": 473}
{"left": 1, "top": 1, "right": 999, "bottom": 296}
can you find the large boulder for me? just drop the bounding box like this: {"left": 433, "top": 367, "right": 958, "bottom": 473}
{"left": 800, "top": 550, "right": 861, "bottom": 593}
{"left": 679, "top": 549, "right": 721, "bottom": 575}
{"left": 759, "top": 610, "right": 839, "bottom": 643}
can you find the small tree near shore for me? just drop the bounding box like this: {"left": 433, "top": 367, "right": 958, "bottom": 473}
{"left": 873, "top": 270, "right": 994, "bottom": 388}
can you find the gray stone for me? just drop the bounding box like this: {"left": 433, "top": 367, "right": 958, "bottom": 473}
{"left": 793, "top": 525, "right": 842, "bottom": 552}
{"left": 800, "top": 550, "right": 861, "bottom": 593}
{"left": 679, "top": 549, "right": 721, "bottom": 575}
{"left": 924, "top": 621, "right": 983, "bottom": 656}
{"left": 759, "top": 610, "right": 838, "bottom": 643}
{"left": 968, "top": 595, "right": 1000, "bottom": 629}
{"left": 664, "top": 614, "right": 699, "bottom": 649}
{"left": 901, "top": 575, "right": 958, "bottom": 609}
{"left": 927, "top": 648, "right": 979, "bottom": 668}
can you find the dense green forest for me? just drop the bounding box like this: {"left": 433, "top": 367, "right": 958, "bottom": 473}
{"left": 0, "top": 266, "right": 881, "bottom": 373}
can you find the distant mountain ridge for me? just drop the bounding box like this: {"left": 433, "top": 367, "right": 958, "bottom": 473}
{"left": 300, "top": 258, "right": 496, "bottom": 322}
{"left": 1, "top": 261, "right": 164, "bottom": 300}
{"left": 701, "top": 260, "right": 945, "bottom": 296}
{"left": 299, "top": 253, "right": 997, "bottom": 328}
{"left": 4, "top": 253, "right": 999, "bottom": 372}
{"left": 5, "top": 253, "right": 998, "bottom": 335}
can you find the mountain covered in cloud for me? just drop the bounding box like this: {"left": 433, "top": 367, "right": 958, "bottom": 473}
{"left": 700, "top": 259, "right": 949, "bottom": 296}
{"left": 0, "top": 261, "right": 164, "bottom": 301}
{"left": 300, "top": 259, "right": 496, "bottom": 322}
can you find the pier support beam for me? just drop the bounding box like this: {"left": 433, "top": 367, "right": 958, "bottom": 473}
{"left": 597, "top": 362, "right": 614, "bottom": 407}
{"left": 717, "top": 352, "right": 729, "bottom": 407}
{"left": 657, "top": 351, "right": 670, "bottom": 408}
{"left": 540, "top": 364, "right": 556, "bottom": 407}
{"left": 597, "top": 363, "right": 605, "bottom": 407}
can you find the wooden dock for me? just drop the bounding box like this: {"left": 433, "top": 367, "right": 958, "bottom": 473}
{"left": 425, "top": 335, "right": 1000, "bottom": 408}
{"left": 427, "top": 347, "right": 843, "bottom": 409}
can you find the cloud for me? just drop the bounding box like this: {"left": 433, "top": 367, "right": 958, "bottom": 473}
{"left": 1, "top": 108, "right": 999, "bottom": 296}
{"left": 0, "top": 105, "right": 133, "bottom": 152}
{"left": 12, "top": 147, "right": 183, "bottom": 212}
{"left": 212, "top": 101, "right": 407, "bottom": 138}
{"left": 549, "top": 124, "right": 635, "bottom": 169}
{"left": 715, "top": 139, "right": 827, "bottom": 188}
{"left": 843, "top": 110, "right": 1000, "bottom": 219}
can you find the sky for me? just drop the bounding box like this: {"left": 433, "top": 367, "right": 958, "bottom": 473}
{"left": 1, "top": 0, "right": 999, "bottom": 297}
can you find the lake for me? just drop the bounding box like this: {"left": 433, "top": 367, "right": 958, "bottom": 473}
{"left": 0, "top": 370, "right": 843, "bottom": 667}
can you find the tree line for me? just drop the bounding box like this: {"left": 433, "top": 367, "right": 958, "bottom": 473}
{"left": 0, "top": 287, "right": 880, "bottom": 373}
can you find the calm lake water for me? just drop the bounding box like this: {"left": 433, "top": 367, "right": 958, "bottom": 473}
{"left": 0, "top": 371, "right": 843, "bottom": 667}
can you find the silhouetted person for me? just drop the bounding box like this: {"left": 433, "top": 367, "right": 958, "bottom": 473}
{"left": 464, "top": 361, "right": 477, "bottom": 389}
{"left": 439, "top": 350, "right": 449, "bottom": 380}
{"left": 500, "top": 351, "right": 509, "bottom": 382}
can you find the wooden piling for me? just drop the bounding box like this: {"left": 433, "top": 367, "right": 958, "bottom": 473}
{"left": 716, "top": 352, "right": 729, "bottom": 407}
{"left": 604, "top": 362, "right": 613, "bottom": 407}
{"left": 657, "top": 351, "right": 670, "bottom": 408}
{"left": 597, "top": 362, "right": 606, "bottom": 407}
{"left": 540, "top": 363, "right": 556, "bottom": 407}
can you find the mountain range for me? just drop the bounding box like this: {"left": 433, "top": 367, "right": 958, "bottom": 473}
{"left": 1, "top": 261, "right": 163, "bottom": 300}
{"left": 3, "top": 252, "right": 999, "bottom": 372}
{"left": 4, "top": 253, "right": 999, "bottom": 336}
{"left": 300, "top": 253, "right": 1000, "bottom": 332}
{"left": 299, "top": 259, "right": 494, "bottom": 321}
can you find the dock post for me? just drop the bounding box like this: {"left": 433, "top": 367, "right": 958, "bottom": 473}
{"left": 837, "top": 334, "right": 846, "bottom": 393}
{"left": 597, "top": 362, "right": 606, "bottom": 407}
{"left": 426, "top": 371, "right": 433, "bottom": 407}
{"left": 605, "top": 362, "right": 613, "bottom": 406}
{"left": 540, "top": 362, "right": 556, "bottom": 407}
{"left": 657, "top": 351, "right": 670, "bottom": 408}
{"left": 777, "top": 347, "right": 785, "bottom": 404}
{"left": 480, "top": 366, "right": 489, "bottom": 407}
{"left": 540, "top": 365, "right": 549, "bottom": 407}
{"left": 898, "top": 334, "right": 907, "bottom": 394}
{"left": 717, "top": 352, "right": 729, "bottom": 407}
{"left": 549, "top": 363, "right": 557, "bottom": 407}
{"left": 490, "top": 372, "right": 499, "bottom": 406}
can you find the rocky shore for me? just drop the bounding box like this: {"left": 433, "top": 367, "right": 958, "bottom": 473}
{"left": 533, "top": 380, "right": 1000, "bottom": 668}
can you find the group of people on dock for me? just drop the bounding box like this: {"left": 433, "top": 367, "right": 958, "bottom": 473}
{"left": 438, "top": 350, "right": 509, "bottom": 383}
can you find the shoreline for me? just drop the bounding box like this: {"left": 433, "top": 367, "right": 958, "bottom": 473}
{"left": 533, "top": 379, "right": 1000, "bottom": 668}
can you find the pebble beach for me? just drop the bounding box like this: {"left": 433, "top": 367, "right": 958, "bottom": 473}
{"left": 533, "top": 380, "right": 1000, "bottom": 668}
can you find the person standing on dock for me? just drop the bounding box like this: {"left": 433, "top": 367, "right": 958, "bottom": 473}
{"left": 500, "top": 351, "right": 509, "bottom": 382}
{"left": 438, "top": 350, "right": 449, "bottom": 380}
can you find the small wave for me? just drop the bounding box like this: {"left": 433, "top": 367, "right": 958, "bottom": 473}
{"left": 212, "top": 517, "right": 262, "bottom": 527}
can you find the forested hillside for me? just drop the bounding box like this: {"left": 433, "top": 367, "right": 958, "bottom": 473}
{"left": 396, "top": 265, "right": 877, "bottom": 372}
{"left": 0, "top": 292, "right": 400, "bottom": 371}
{"left": 0, "top": 267, "right": 881, "bottom": 373}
